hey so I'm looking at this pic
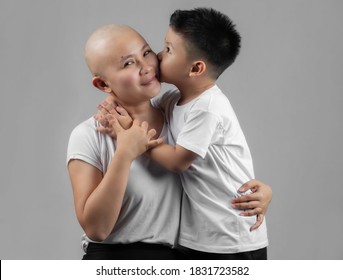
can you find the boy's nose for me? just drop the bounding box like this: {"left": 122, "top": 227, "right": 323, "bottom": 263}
{"left": 157, "top": 51, "right": 163, "bottom": 61}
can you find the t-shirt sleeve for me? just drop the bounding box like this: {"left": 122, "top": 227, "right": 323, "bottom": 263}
{"left": 151, "top": 90, "right": 179, "bottom": 111}
{"left": 176, "top": 109, "right": 218, "bottom": 159}
{"left": 66, "top": 120, "right": 103, "bottom": 172}
{"left": 150, "top": 93, "right": 161, "bottom": 109}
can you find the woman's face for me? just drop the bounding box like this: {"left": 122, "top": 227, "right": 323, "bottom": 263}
{"left": 101, "top": 30, "right": 161, "bottom": 106}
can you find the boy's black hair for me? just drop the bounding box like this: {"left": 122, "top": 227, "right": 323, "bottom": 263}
{"left": 170, "top": 7, "right": 241, "bottom": 79}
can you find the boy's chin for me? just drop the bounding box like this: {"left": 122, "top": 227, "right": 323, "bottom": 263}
{"left": 158, "top": 75, "right": 169, "bottom": 84}
{"left": 158, "top": 75, "right": 165, "bottom": 83}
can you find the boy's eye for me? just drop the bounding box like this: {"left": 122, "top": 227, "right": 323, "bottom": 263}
{"left": 165, "top": 46, "right": 170, "bottom": 53}
{"left": 144, "top": 50, "right": 151, "bottom": 56}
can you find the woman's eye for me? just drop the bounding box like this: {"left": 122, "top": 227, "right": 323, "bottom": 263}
{"left": 124, "top": 60, "right": 134, "bottom": 67}
{"left": 144, "top": 50, "right": 151, "bottom": 56}
{"left": 166, "top": 47, "right": 170, "bottom": 53}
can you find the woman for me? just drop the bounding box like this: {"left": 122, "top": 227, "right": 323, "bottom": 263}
{"left": 67, "top": 24, "right": 271, "bottom": 260}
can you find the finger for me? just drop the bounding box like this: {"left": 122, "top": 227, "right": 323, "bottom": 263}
{"left": 147, "top": 137, "right": 164, "bottom": 149}
{"left": 140, "top": 121, "right": 149, "bottom": 131}
{"left": 103, "top": 101, "right": 121, "bottom": 118}
{"left": 105, "top": 114, "right": 116, "bottom": 122}
{"left": 116, "top": 105, "right": 129, "bottom": 116}
{"left": 132, "top": 119, "right": 141, "bottom": 127}
{"left": 239, "top": 207, "right": 262, "bottom": 217}
{"left": 93, "top": 114, "right": 101, "bottom": 123}
{"left": 232, "top": 201, "right": 249, "bottom": 209}
{"left": 95, "top": 114, "right": 109, "bottom": 128}
{"left": 99, "top": 102, "right": 119, "bottom": 119}
{"left": 232, "top": 193, "right": 261, "bottom": 204}
{"left": 238, "top": 179, "right": 260, "bottom": 193}
{"left": 109, "top": 117, "right": 124, "bottom": 133}
{"left": 250, "top": 214, "right": 264, "bottom": 231}
{"left": 235, "top": 192, "right": 263, "bottom": 204}
{"left": 97, "top": 104, "right": 111, "bottom": 117}
{"left": 95, "top": 108, "right": 104, "bottom": 120}
{"left": 232, "top": 200, "right": 259, "bottom": 211}
{"left": 147, "top": 128, "right": 157, "bottom": 139}
{"left": 96, "top": 126, "right": 112, "bottom": 135}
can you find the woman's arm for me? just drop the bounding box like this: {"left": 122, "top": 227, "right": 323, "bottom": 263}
{"left": 68, "top": 119, "right": 162, "bottom": 241}
{"left": 68, "top": 150, "right": 133, "bottom": 241}
{"left": 231, "top": 179, "right": 272, "bottom": 231}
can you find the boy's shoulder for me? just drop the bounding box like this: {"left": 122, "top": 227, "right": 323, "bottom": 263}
{"left": 151, "top": 88, "right": 180, "bottom": 109}
{"left": 161, "top": 88, "right": 181, "bottom": 101}
{"left": 192, "top": 85, "right": 230, "bottom": 110}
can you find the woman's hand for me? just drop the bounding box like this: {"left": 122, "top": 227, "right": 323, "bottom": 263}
{"left": 232, "top": 179, "right": 272, "bottom": 231}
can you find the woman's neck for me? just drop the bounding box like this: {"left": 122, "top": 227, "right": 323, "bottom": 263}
{"left": 125, "top": 101, "right": 164, "bottom": 136}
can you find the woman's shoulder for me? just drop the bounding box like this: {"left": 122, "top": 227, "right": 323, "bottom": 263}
{"left": 67, "top": 117, "right": 105, "bottom": 171}
{"left": 70, "top": 117, "right": 98, "bottom": 137}
{"left": 68, "top": 117, "right": 105, "bottom": 150}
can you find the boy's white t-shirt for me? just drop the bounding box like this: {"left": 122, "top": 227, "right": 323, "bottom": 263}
{"left": 152, "top": 85, "right": 268, "bottom": 253}
{"left": 66, "top": 117, "right": 182, "bottom": 249}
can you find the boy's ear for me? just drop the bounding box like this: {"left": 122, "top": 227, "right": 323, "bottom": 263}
{"left": 189, "top": 61, "right": 206, "bottom": 77}
{"left": 92, "top": 76, "right": 112, "bottom": 93}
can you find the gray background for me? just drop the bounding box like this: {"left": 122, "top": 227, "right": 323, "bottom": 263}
{"left": 1, "top": 0, "right": 342, "bottom": 260}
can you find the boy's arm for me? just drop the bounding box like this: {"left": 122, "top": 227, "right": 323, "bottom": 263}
{"left": 95, "top": 97, "right": 198, "bottom": 171}
{"left": 147, "top": 143, "right": 198, "bottom": 173}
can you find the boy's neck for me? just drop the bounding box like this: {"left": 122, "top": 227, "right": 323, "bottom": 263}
{"left": 177, "top": 80, "right": 215, "bottom": 105}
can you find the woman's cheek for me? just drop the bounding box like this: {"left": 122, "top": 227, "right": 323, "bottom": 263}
{"left": 119, "top": 73, "right": 137, "bottom": 89}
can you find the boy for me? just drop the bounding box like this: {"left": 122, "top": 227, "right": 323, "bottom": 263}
{"left": 148, "top": 8, "right": 268, "bottom": 259}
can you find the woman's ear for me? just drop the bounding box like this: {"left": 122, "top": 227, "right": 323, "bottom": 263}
{"left": 92, "top": 76, "right": 112, "bottom": 93}
{"left": 189, "top": 61, "right": 206, "bottom": 77}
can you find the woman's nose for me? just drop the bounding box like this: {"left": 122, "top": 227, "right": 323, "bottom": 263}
{"left": 140, "top": 62, "right": 153, "bottom": 75}
{"left": 157, "top": 51, "right": 162, "bottom": 61}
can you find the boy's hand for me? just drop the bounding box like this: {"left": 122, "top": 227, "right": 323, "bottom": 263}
{"left": 95, "top": 114, "right": 118, "bottom": 138}
{"left": 115, "top": 118, "right": 164, "bottom": 160}
{"left": 231, "top": 179, "right": 272, "bottom": 231}
{"left": 94, "top": 96, "right": 133, "bottom": 135}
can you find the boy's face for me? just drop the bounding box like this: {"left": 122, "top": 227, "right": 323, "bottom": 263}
{"left": 100, "top": 30, "right": 161, "bottom": 105}
{"left": 158, "top": 27, "right": 192, "bottom": 86}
